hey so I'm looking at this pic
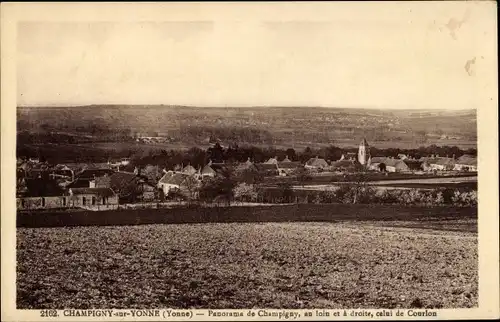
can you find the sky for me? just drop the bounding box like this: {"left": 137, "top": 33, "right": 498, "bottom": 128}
{"left": 16, "top": 2, "right": 496, "bottom": 109}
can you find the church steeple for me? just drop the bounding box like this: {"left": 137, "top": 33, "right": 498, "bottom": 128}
{"left": 358, "top": 138, "right": 371, "bottom": 166}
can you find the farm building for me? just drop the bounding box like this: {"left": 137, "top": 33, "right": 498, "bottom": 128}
{"left": 402, "top": 159, "right": 423, "bottom": 171}
{"left": 17, "top": 177, "right": 69, "bottom": 210}
{"left": 422, "top": 157, "right": 456, "bottom": 171}
{"left": 157, "top": 171, "right": 200, "bottom": 197}
{"left": 201, "top": 164, "right": 217, "bottom": 178}
{"left": 235, "top": 158, "right": 258, "bottom": 173}
{"left": 139, "top": 165, "right": 162, "bottom": 184}
{"left": 265, "top": 156, "right": 279, "bottom": 164}
{"left": 68, "top": 188, "right": 118, "bottom": 210}
{"left": 453, "top": 155, "right": 477, "bottom": 172}
{"left": 305, "top": 156, "right": 329, "bottom": 170}
{"left": 182, "top": 165, "right": 197, "bottom": 176}
{"left": 97, "top": 172, "right": 157, "bottom": 203}
{"left": 17, "top": 195, "right": 71, "bottom": 211}
{"left": 368, "top": 157, "right": 409, "bottom": 172}
{"left": 277, "top": 161, "right": 301, "bottom": 176}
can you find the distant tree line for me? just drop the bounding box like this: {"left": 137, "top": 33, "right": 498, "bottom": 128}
{"left": 17, "top": 132, "right": 477, "bottom": 166}
{"left": 129, "top": 143, "right": 476, "bottom": 170}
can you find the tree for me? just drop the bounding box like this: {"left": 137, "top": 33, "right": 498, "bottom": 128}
{"left": 199, "top": 168, "right": 236, "bottom": 206}
{"left": 233, "top": 183, "right": 258, "bottom": 203}
{"left": 239, "top": 167, "right": 264, "bottom": 184}
{"left": 207, "top": 142, "right": 225, "bottom": 163}
{"left": 276, "top": 182, "right": 294, "bottom": 203}
{"left": 183, "top": 176, "right": 201, "bottom": 201}
{"left": 295, "top": 167, "right": 312, "bottom": 187}
{"left": 285, "top": 148, "right": 297, "bottom": 161}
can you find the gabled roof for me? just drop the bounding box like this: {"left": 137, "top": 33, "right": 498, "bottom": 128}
{"left": 456, "top": 155, "right": 477, "bottom": 166}
{"left": 182, "top": 165, "right": 197, "bottom": 175}
{"left": 24, "top": 178, "right": 66, "bottom": 197}
{"left": 70, "top": 188, "right": 116, "bottom": 197}
{"left": 429, "top": 157, "right": 455, "bottom": 166}
{"left": 305, "top": 157, "right": 328, "bottom": 167}
{"left": 201, "top": 165, "right": 216, "bottom": 175}
{"left": 265, "top": 157, "right": 278, "bottom": 164}
{"left": 109, "top": 172, "right": 138, "bottom": 191}
{"left": 159, "top": 172, "right": 195, "bottom": 186}
{"left": 384, "top": 158, "right": 409, "bottom": 168}
{"left": 402, "top": 160, "right": 423, "bottom": 170}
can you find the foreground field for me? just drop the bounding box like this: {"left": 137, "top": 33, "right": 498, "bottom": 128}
{"left": 17, "top": 222, "right": 477, "bottom": 309}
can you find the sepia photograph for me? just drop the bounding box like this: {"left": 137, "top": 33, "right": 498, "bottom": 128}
{"left": 1, "top": 1, "right": 498, "bottom": 320}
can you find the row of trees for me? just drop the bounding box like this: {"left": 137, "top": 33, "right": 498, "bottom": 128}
{"left": 17, "top": 136, "right": 477, "bottom": 167}
{"left": 130, "top": 143, "right": 477, "bottom": 170}
{"left": 231, "top": 183, "right": 477, "bottom": 207}
{"left": 161, "top": 169, "right": 477, "bottom": 208}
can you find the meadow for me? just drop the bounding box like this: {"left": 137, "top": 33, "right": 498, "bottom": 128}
{"left": 17, "top": 221, "right": 477, "bottom": 309}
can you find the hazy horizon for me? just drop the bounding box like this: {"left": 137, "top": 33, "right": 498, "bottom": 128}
{"left": 17, "top": 104, "right": 477, "bottom": 112}
{"left": 17, "top": 2, "right": 495, "bottom": 110}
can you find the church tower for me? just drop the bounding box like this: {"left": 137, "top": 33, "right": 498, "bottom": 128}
{"left": 358, "top": 138, "right": 371, "bottom": 167}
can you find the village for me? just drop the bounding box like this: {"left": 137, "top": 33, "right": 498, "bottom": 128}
{"left": 16, "top": 138, "right": 477, "bottom": 211}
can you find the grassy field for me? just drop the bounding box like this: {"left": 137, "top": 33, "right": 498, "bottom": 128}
{"left": 17, "top": 221, "right": 477, "bottom": 309}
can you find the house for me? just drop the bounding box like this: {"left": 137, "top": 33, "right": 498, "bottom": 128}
{"left": 305, "top": 156, "right": 329, "bottom": 170}
{"left": 383, "top": 158, "right": 409, "bottom": 172}
{"left": 368, "top": 157, "right": 410, "bottom": 172}
{"left": 265, "top": 156, "right": 279, "bottom": 164}
{"left": 94, "top": 172, "right": 156, "bottom": 203}
{"left": 17, "top": 178, "right": 70, "bottom": 210}
{"left": 277, "top": 161, "right": 301, "bottom": 176}
{"left": 181, "top": 165, "right": 197, "bottom": 176}
{"left": 68, "top": 188, "right": 118, "bottom": 210}
{"left": 140, "top": 165, "right": 162, "bottom": 185}
{"left": 403, "top": 159, "right": 423, "bottom": 171}
{"left": 453, "top": 155, "right": 477, "bottom": 172}
{"left": 235, "top": 158, "right": 258, "bottom": 173}
{"left": 201, "top": 164, "right": 217, "bottom": 178}
{"left": 422, "top": 157, "right": 455, "bottom": 171}
{"left": 22, "top": 178, "right": 65, "bottom": 198}
{"left": 157, "top": 171, "right": 200, "bottom": 197}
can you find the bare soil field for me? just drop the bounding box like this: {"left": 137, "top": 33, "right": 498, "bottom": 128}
{"left": 17, "top": 221, "right": 477, "bottom": 309}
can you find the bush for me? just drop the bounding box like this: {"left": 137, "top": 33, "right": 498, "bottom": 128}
{"left": 451, "top": 190, "right": 477, "bottom": 207}
{"left": 233, "top": 183, "right": 258, "bottom": 203}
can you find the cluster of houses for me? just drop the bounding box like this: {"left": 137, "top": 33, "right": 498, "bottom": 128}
{"left": 16, "top": 139, "right": 477, "bottom": 211}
